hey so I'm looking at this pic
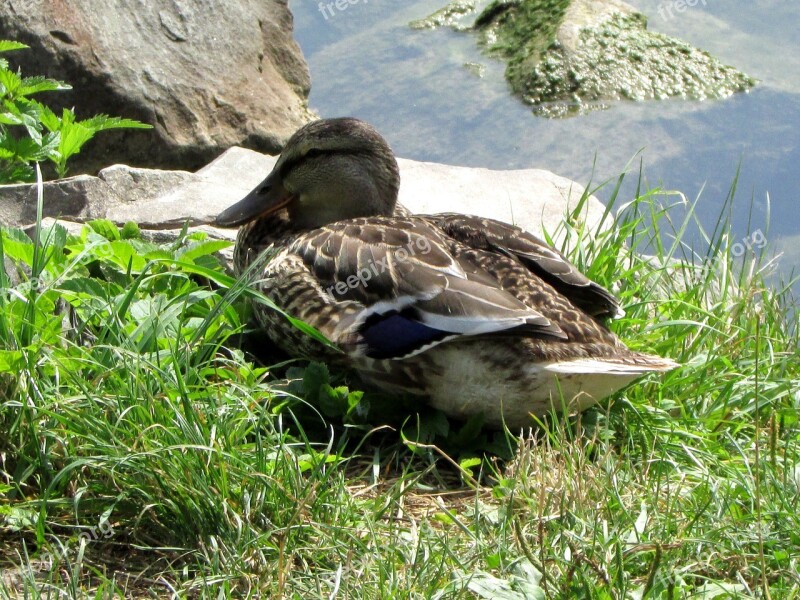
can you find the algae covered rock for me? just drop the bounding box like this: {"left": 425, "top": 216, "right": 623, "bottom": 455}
{"left": 410, "top": 0, "right": 478, "bottom": 30}
{"left": 413, "top": 0, "right": 756, "bottom": 117}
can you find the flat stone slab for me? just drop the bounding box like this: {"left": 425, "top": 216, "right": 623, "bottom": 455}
{"left": 103, "top": 147, "right": 272, "bottom": 229}
{"left": 0, "top": 175, "right": 122, "bottom": 226}
{"left": 104, "top": 146, "right": 608, "bottom": 241}
{"left": 2, "top": 146, "right": 609, "bottom": 263}
{"left": 396, "top": 158, "right": 604, "bottom": 240}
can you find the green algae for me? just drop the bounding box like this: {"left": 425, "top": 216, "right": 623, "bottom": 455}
{"left": 475, "top": 0, "right": 571, "bottom": 64}
{"left": 505, "top": 11, "right": 757, "bottom": 117}
{"left": 409, "top": 1, "right": 477, "bottom": 30}
{"left": 411, "top": 0, "right": 756, "bottom": 117}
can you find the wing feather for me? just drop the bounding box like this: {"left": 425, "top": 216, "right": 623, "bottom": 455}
{"left": 425, "top": 213, "right": 623, "bottom": 319}
{"left": 287, "top": 216, "right": 565, "bottom": 358}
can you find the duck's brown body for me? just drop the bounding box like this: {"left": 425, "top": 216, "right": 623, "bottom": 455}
{"left": 217, "top": 118, "right": 677, "bottom": 428}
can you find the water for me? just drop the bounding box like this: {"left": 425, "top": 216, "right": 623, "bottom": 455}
{"left": 290, "top": 0, "right": 800, "bottom": 280}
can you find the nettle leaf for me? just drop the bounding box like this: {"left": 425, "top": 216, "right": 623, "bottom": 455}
{"left": 133, "top": 239, "right": 163, "bottom": 257}
{"left": 448, "top": 414, "right": 486, "bottom": 448}
{"left": 316, "top": 386, "right": 364, "bottom": 419}
{"left": 0, "top": 134, "right": 55, "bottom": 163}
{"left": 129, "top": 295, "right": 182, "bottom": 328}
{"left": 0, "top": 349, "right": 23, "bottom": 372}
{"left": 0, "top": 504, "right": 38, "bottom": 530}
{"left": 5, "top": 289, "right": 62, "bottom": 343}
{"left": 128, "top": 295, "right": 196, "bottom": 351}
{"left": 459, "top": 457, "right": 482, "bottom": 478}
{"left": 1, "top": 227, "right": 35, "bottom": 265}
{"left": 38, "top": 130, "right": 59, "bottom": 158}
{"left": 58, "top": 276, "right": 117, "bottom": 302}
{"left": 37, "top": 221, "right": 69, "bottom": 256}
{"left": 0, "top": 161, "right": 33, "bottom": 183}
{"left": 302, "top": 362, "right": 331, "bottom": 396}
{"left": 0, "top": 99, "right": 45, "bottom": 143}
{"left": 60, "top": 107, "right": 76, "bottom": 126}
{"left": 0, "top": 41, "right": 28, "bottom": 54}
{"left": 58, "top": 120, "right": 94, "bottom": 160}
{"left": 2, "top": 226, "right": 33, "bottom": 244}
{"left": 0, "top": 99, "right": 23, "bottom": 125}
{"left": 18, "top": 75, "right": 70, "bottom": 97}
{"left": 87, "top": 219, "right": 121, "bottom": 241}
{"left": 347, "top": 389, "right": 364, "bottom": 414}
{"left": 0, "top": 68, "right": 22, "bottom": 96}
{"left": 177, "top": 240, "right": 232, "bottom": 263}
{"left": 120, "top": 221, "right": 141, "bottom": 240}
{"left": 143, "top": 248, "right": 172, "bottom": 263}
{"left": 192, "top": 254, "right": 222, "bottom": 272}
{"left": 98, "top": 240, "right": 150, "bottom": 273}
{"left": 422, "top": 410, "right": 450, "bottom": 439}
{"left": 0, "top": 131, "right": 12, "bottom": 160}
{"left": 318, "top": 384, "right": 351, "bottom": 418}
{"left": 34, "top": 101, "right": 61, "bottom": 132}
{"left": 0, "top": 132, "right": 18, "bottom": 153}
{"left": 79, "top": 114, "right": 152, "bottom": 131}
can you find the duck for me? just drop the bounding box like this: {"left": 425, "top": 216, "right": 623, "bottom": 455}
{"left": 213, "top": 117, "right": 678, "bottom": 428}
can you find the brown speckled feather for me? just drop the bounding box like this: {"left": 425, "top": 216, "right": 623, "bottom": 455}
{"left": 424, "top": 213, "right": 621, "bottom": 319}
{"left": 218, "top": 117, "right": 678, "bottom": 427}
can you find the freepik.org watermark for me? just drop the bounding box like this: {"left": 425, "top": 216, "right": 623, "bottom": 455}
{"left": 326, "top": 237, "right": 431, "bottom": 297}
{"left": 318, "top": 0, "right": 368, "bottom": 20}
{"left": 657, "top": 0, "right": 707, "bottom": 20}
{"left": 731, "top": 229, "right": 766, "bottom": 257}
{"left": 36, "top": 518, "right": 115, "bottom": 567}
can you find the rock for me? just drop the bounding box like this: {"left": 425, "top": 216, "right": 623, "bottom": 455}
{"left": 0, "top": 175, "right": 122, "bottom": 226}
{"left": 396, "top": 158, "right": 606, "bottom": 240}
{"left": 413, "top": 0, "right": 755, "bottom": 117}
{"left": 104, "top": 147, "right": 274, "bottom": 229}
{"left": 103, "top": 146, "right": 608, "bottom": 243}
{"left": 409, "top": 1, "right": 477, "bottom": 30}
{"left": 2, "top": 147, "right": 608, "bottom": 272}
{"left": 99, "top": 165, "right": 196, "bottom": 205}
{"left": 23, "top": 217, "right": 86, "bottom": 239}
{"left": 0, "top": 0, "right": 313, "bottom": 173}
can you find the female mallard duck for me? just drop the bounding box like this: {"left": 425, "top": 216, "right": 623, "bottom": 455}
{"left": 214, "top": 118, "right": 677, "bottom": 428}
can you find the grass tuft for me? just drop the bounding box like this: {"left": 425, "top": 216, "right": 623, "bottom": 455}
{"left": 0, "top": 166, "right": 798, "bottom": 597}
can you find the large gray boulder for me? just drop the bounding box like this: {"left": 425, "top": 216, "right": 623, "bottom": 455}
{"left": 0, "top": 0, "right": 313, "bottom": 172}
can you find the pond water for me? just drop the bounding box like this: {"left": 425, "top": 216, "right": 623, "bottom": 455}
{"left": 290, "top": 0, "right": 800, "bottom": 284}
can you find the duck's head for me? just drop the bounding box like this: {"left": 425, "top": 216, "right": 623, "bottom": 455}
{"left": 214, "top": 118, "right": 400, "bottom": 230}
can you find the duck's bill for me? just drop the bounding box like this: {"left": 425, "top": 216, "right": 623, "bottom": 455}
{"left": 213, "top": 174, "right": 294, "bottom": 228}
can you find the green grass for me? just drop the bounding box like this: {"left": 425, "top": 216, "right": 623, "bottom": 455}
{"left": 0, "top": 166, "right": 798, "bottom": 598}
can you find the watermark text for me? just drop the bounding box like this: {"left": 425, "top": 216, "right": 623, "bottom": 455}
{"left": 731, "top": 229, "right": 766, "bottom": 257}
{"left": 318, "top": 0, "right": 368, "bottom": 20}
{"left": 658, "top": 0, "right": 707, "bottom": 21}
{"left": 325, "top": 236, "right": 431, "bottom": 297}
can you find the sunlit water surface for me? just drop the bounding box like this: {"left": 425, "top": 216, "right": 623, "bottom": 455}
{"left": 291, "top": 0, "right": 800, "bottom": 286}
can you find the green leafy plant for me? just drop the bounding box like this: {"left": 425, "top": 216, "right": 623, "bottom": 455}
{"left": 1, "top": 166, "right": 798, "bottom": 597}
{"left": 0, "top": 40, "right": 151, "bottom": 183}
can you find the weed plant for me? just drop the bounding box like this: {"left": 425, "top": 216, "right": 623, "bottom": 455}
{"left": 0, "top": 41, "right": 150, "bottom": 183}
